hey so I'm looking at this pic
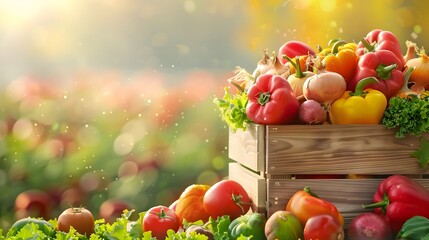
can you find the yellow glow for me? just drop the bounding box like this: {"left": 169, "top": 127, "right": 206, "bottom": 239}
{"left": 0, "top": 0, "right": 69, "bottom": 26}
{"left": 319, "top": 0, "right": 336, "bottom": 12}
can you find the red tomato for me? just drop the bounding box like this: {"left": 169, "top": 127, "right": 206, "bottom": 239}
{"left": 143, "top": 205, "right": 181, "bottom": 239}
{"left": 304, "top": 214, "right": 344, "bottom": 240}
{"left": 203, "top": 180, "right": 251, "bottom": 220}
{"left": 278, "top": 40, "right": 316, "bottom": 65}
{"left": 57, "top": 207, "right": 95, "bottom": 236}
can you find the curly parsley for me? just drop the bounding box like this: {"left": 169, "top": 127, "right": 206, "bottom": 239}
{"left": 382, "top": 95, "right": 429, "bottom": 138}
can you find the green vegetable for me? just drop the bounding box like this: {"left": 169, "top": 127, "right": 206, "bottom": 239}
{"left": 382, "top": 95, "right": 429, "bottom": 138}
{"left": 7, "top": 218, "right": 55, "bottom": 238}
{"left": 396, "top": 216, "right": 429, "bottom": 240}
{"left": 229, "top": 213, "right": 266, "bottom": 240}
{"left": 411, "top": 137, "right": 429, "bottom": 169}
{"left": 213, "top": 87, "right": 250, "bottom": 132}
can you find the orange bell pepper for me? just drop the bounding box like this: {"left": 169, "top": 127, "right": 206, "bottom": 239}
{"left": 286, "top": 186, "right": 344, "bottom": 227}
{"left": 318, "top": 40, "right": 359, "bottom": 83}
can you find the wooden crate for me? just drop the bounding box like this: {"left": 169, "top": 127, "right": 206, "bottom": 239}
{"left": 228, "top": 124, "right": 429, "bottom": 227}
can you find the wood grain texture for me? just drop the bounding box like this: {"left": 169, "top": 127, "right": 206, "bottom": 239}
{"left": 265, "top": 124, "right": 429, "bottom": 175}
{"left": 228, "top": 124, "right": 265, "bottom": 172}
{"left": 228, "top": 163, "right": 266, "bottom": 213}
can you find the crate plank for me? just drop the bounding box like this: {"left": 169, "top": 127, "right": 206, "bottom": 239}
{"left": 265, "top": 124, "right": 429, "bottom": 175}
{"left": 228, "top": 124, "right": 265, "bottom": 172}
{"left": 228, "top": 163, "right": 266, "bottom": 214}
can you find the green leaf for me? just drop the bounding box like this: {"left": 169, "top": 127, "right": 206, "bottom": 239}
{"left": 382, "top": 96, "right": 429, "bottom": 138}
{"left": 213, "top": 87, "right": 251, "bottom": 132}
{"left": 210, "top": 215, "right": 231, "bottom": 240}
{"left": 411, "top": 137, "right": 429, "bottom": 169}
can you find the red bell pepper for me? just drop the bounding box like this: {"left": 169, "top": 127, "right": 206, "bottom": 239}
{"left": 356, "top": 29, "right": 405, "bottom": 70}
{"left": 363, "top": 174, "right": 429, "bottom": 233}
{"left": 348, "top": 50, "right": 404, "bottom": 99}
{"left": 246, "top": 74, "right": 299, "bottom": 125}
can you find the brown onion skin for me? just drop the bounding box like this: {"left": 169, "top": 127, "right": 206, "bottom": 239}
{"left": 347, "top": 212, "right": 394, "bottom": 240}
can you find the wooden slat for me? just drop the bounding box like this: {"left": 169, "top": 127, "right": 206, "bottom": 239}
{"left": 228, "top": 163, "right": 266, "bottom": 214}
{"left": 265, "top": 124, "right": 429, "bottom": 175}
{"left": 228, "top": 124, "right": 265, "bottom": 172}
{"left": 266, "top": 178, "right": 429, "bottom": 228}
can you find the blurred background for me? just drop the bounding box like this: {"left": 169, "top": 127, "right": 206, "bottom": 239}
{"left": 0, "top": 0, "right": 428, "bottom": 230}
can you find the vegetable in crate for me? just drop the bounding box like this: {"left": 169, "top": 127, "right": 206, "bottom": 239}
{"left": 213, "top": 87, "right": 250, "bottom": 132}
{"left": 265, "top": 210, "right": 304, "bottom": 240}
{"left": 362, "top": 174, "right": 429, "bottom": 234}
{"left": 356, "top": 29, "right": 405, "bottom": 69}
{"left": 229, "top": 212, "right": 266, "bottom": 240}
{"left": 404, "top": 47, "right": 429, "bottom": 93}
{"left": 318, "top": 39, "right": 359, "bottom": 83}
{"left": 396, "top": 216, "right": 429, "bottom": 240}
{"left": 348, "top": 49, "right": 405, "bottom": 99}
{"left": 278, "top": 40, "right": 316, "bottom": 65}
{"left": 246, "top": 74, "right": 299, "bottom": 125}
{"left": 382, "top": 94, "right": 429, "bottom": 138}
{"left": 283, "top": 55, "right": 315, "bottom": 97}
{"left": 286, "top": 186, "right": 344, "bottom": 227}
{"left": 330, "top": 77, "right": 387, "bottom": 124}
{"left": 302, "top": 70, "right": 347, "bottom": 108}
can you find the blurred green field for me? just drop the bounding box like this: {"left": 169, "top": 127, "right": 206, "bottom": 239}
{"left": 0, "top": 70, "right": 232, "bottom": 230}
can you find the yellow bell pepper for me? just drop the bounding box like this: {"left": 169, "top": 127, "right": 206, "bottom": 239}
{"left": 318, "top": 40, "right": 359, "bottom": 83}
{"left": 329, "top": 77, "right": 387, "bottom": 124}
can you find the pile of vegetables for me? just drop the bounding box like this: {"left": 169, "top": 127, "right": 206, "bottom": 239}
{"left": 4, "top": 174, "right": 429, "bottom": 239}
{"left": 214, "top": 28, "right": 429, "bottom": 168}
{"left": 215, "top": 29, "right": 429, "bottom": 131}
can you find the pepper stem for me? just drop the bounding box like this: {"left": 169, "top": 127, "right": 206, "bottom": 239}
{"left": 376, "top": 63, "right": 397, "bottom": 80}
{"left": 360, "top": 38, "right": 375, "bottom": 52}
{"left": 362, "top": 194, "right": 390, "bottom": 214}
{"left": 350, "top": 77, "right": 379, "bottom": 97}
{"left": 331, "top": 40, "right": 346, "bottom": 55}
{"left": 258, "top": 92, "right": 271, "bottom": 106}
{"left": 303, "top": 186, "right": 320, "bottom": 198}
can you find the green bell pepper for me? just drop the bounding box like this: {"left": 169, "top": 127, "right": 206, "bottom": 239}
{"left": 229, "top": 212, "right": 266, "bottom": 240}
{"left": 396, "top": 216, "right": 429, "bottom": 240}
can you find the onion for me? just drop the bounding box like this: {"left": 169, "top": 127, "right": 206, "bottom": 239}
{"left": 403, "top": 40, "right": 417, "bottom": 63}
{"left": 252, "top": 50, "right": 291, "bottom": 79}
{"left": 303, "top": 71, "right": 347, "bottom": 107}
{"left": 284, "top": 55, "right": 315, "bottom": 97}
{"left": 347, "top": 212, "right": 394, "bottom": 240}
{"left": 405, "top": 47, "right": 429, "bottom": 93}
{"left": 298, "top": 100, "right": 326, "bottom": 124}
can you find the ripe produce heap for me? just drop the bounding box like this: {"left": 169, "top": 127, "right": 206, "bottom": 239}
{"left": 3, "top": 29, "right": 429, "bottom": 239}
